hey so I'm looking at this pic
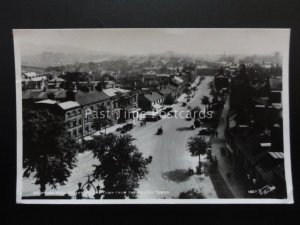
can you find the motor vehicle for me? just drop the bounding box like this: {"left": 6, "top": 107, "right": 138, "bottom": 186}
{"left": 182, "top": 102, "right": 187, "bottom": 107}
{"left": 186, "top": 116, "right": 192, "bottom": 121}
{"left": 124, "top": 123, "right": 134, "bottom": 130}
{"left": 198, "top": 128, "right": 214, "bottom": 135}
{"left": 162, "top": 107, "right": 173, "bottom": 113}
{"left": 145, "top": 111, "right": 160, "bottom": 121}
{"left": 119, "top": 123, "right": 134, "bottom": 133}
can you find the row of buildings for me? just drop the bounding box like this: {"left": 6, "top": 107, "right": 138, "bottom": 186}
{"left": 22, "top": 70, "right": 187, "bottom": 140}
{"left": 218, "top": 64, "right": 286, "bottom": 198}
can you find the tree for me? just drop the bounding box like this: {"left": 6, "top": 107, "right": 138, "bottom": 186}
{"left": 23, "top": 109, "right": 80, "bottom": 196}
{"left": 91, "top": 133, "right": 152, "bottom": 199}
{"left": 178, "top": 188, "right": 205, "bottom": 199}
{"left": 201, "top": 95, "right": 210, "bottom": 110}
{"left": 95, "top": 81, "right": 105, "bottom": 92}
{"left": 92, "top": 105, "right": 112, "bottom": 134}
{"left": 187, "top": 135, "right": 209, "bottom": 169}
{"left": 163, "top": 93, "right": 175, "bottom": 106}
{"left": 191, "top": 86, "right": 197, "bottom": 93}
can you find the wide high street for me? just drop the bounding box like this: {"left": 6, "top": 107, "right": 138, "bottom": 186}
{"left": 23, "top": 76, "right": 247, "bottom": 199}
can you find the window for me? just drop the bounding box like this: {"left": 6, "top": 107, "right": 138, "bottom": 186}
{"left": 73, "top": 120, "right": 76, "bottom": 127}
{"left": 73, "top": 129, "right": 77, "bottom": 137}
{"left": 66, "top": 112, "right": 70, "bottom": 118}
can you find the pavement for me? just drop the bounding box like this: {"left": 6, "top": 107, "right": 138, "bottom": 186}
{"left": 209, "top": 95, "right": 248, "bottom": 198}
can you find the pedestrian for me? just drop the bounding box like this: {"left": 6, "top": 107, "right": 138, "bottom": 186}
{"left": 221, "top": 117, "right": 224, "bottom": 123}
{"left": 215, "top": 131, "right": 218, "bottom": 138}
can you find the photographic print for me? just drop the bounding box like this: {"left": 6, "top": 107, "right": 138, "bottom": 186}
{"left": 14, "top": 28, "right": 293, "bottom": 203}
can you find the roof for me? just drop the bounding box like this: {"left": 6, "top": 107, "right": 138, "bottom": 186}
{"left": 158, "top": 87, "right": 173, "bottom": 96}
{"left": 197, "top": 65, "right": 209, "bottom": 69}
{"left": 23, "top": 72, "right": 37, "bottom": 78}
{"left": 58, "top": 101, "right": 80, "bottom": 110}
{"left": 172, "top": 76, "right": 184, "bottom": 84}
{"left": 35, "top": 99, "right": 57, "bottom": 105}
{"left": 143, "top": 92, "right": 163, "bottom": 102}
{"left": 22, "top": 91, "right": 48, "bottom": 100}
{"left": 166, "top": 84, "right": 177, "bottom": 91}
{"left": 49, "top": 78, "right": 64, "bottom": 82}
{"left": 53, "top": 89, "right": 67, "bottom": 99}
{"left": 102, "top": 88, "right": 129, "bottom": 97}
{"left": 75, "top": 91, "right": 110, "bottom": 106}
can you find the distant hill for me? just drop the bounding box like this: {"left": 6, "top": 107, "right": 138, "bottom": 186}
{"left": 22, "top": 51, "right": 209, "bottom": 74}
{"left": 22, "top": 52, "right": 113, "bottom": 68}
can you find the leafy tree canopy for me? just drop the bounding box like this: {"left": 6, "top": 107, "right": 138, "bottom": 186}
{"left": 90, "top": 133, "right": 151, "bottom": 199}
{"left": 164, "top": 93, "right": 175, "bottom": 106}
{"left": 23, "top": 109, "right": 80, "bottom": 195}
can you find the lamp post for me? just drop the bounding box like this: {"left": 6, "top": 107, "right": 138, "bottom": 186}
{"left": 75, "top": 175, "right": 103, "bottom": 199}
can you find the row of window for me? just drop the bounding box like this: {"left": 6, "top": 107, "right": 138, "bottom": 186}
{"left": 67, "top": 118, "right": 82, "bottom": 128}
{"left": 68, "top": 124, "right": 93, "bottom": 138}
{"left": 65, "top": 95, "right": 138, "bottom": 119}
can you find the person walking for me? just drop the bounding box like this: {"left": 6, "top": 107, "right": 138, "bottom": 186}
{"left": 215, "top": 131, "right": 218, "bottom": 138}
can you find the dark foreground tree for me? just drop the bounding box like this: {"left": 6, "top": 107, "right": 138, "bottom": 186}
{"left": 163, "top": 93, "right": 175, "bottom": 106}
{"left": 187, "top": 135, "right": 209, "bottom": 168}
{"left": 91, "top": 133, "right": 152, "bottom": 199}
{"left": 178, "top": 188, "right": 205, "bottom": 199}
{"left": 23, "top": 109, "right": 80, "bottom": 196}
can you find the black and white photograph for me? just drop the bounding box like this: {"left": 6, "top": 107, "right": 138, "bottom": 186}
{"left": 14, "top": 28, "right": 293, "bottom": 203}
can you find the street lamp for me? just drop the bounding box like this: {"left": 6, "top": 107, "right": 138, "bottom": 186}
{"left": 75, "top": 175, "right": 102, "bottom": 199}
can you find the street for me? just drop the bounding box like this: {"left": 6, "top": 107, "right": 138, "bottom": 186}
{"left": 130, "top": 76, "right": 221, "bottom": 199}
{"left": 22, "top": 75, "right": 246, "bottom": 199}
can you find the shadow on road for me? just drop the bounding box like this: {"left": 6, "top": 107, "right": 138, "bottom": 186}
{"left": 208, "top": 167, "right": 234, "bottom": 198}
{"left": 161, "top": 169, "right": 191, "bottom": 183}
{"left": 176, "top": 127, "right": 192, "bottom": 131}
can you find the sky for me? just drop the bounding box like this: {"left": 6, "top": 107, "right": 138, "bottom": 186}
{"left": 14, "top": 29, "right": 290, "bottom": 56}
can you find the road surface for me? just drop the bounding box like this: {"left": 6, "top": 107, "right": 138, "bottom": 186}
{"left": 131, "top": 76, "right": 217, "bottom": 199}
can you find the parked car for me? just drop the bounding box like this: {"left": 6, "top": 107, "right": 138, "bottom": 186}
{"left": 186, "top": 116, "right": 192, "bottom": 121}
{"left": 119, "top": 123, "right": 134, "bottom": 133}
{"left": 145, "top": 114, "right": 160, "bottom": 121}
{"left": 198, "top": 128, "right": 214, "bottom": 135}
{"left": 162, "top": 107, "right": 173, "bottom": 113}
